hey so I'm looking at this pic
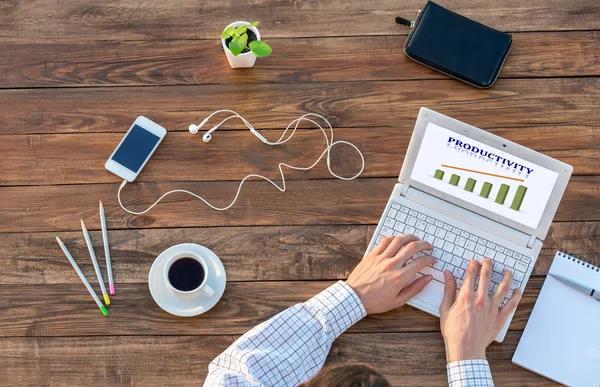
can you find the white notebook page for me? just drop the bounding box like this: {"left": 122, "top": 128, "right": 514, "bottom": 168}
{"left": 513, "top": 252, "right": 600, "bottom": 387}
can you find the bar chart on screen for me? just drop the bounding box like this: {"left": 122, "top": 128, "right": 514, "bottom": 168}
{"left": 433, "top": 165, "right": 529, "bottom": 212}
{"left": 410, "top": 122, "right": 559, "bottom": 229}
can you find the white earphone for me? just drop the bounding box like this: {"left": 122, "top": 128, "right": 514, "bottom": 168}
{"left": 118, "top": 110, "right": 365, "bottom": 214}
{"left": 189, "top": 110, "right": 276, "bottom": 144}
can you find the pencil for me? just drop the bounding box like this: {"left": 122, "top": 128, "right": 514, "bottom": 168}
{"left": 99, "top": 200, "right": 114, "bottom": 295}
{"left": 81, "top": 219, "right": 111, "bottom": 305}
{"left": 54, "top": 234, "right": 108, "bottom": 316}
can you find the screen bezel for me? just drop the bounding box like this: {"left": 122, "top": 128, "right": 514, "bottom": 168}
{"left": 105, "top": 116, "right": 167, "bottom": 182}
{"left": 399, "top": 108, "right": 573, "bottom": 241}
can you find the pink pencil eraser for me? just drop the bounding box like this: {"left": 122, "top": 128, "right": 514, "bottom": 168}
{"left": 109, "top": 284, "right": 115, "bottom": 295}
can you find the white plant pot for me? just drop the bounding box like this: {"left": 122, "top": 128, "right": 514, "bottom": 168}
{"left": 222, "top": 21, "right": 261, "bottom": 68}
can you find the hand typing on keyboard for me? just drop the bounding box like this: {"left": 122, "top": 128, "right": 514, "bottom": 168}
{"left": 375, "top": 203, "right": 530, "bottom": 306}
{"left": 346, "top": 235, "right": 435, "bottom": 315}
{"left": 440, "top": 258, "right": 522, "bottom": 363}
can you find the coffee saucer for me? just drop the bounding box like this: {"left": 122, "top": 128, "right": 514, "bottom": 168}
{"left": 149, "top": 243, "right": 226, "bottom": 317}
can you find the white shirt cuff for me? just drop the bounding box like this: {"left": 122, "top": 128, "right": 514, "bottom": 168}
{"left": 306, "top": 281, "right": 367, "bottom": 339}
{"left": 447, "top": 359, "right": 494, "bottom": 387}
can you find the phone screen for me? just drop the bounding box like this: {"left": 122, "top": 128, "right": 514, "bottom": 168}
{"left": 111, "top": 125, "right": 161, "bottom": 172}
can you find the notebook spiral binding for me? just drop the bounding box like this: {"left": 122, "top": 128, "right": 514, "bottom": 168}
{"left": 558, "top": 251, "right": 600, "bottom": 272}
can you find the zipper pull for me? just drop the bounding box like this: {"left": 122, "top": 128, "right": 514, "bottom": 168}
{"left": 395, "top": 16, "right": 415, "bottom": 28}
{"left": 395, "top": 10, "right": 421, "bottom": 28}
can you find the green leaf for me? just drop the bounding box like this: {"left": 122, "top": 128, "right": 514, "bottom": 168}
{"left": 249, "top": 40, "right": 272, "bottom": 57}
{"left": 220, "top": 26, "right": 236, "bottom": 39}
{"left": 248, "top": 21, "right": 259, "bottom": 27}
{"left": 229, "top": 33, "right": 248, "bottom": 56}
{"left": 235, "top": 25, "right": 248, "bottom": 35}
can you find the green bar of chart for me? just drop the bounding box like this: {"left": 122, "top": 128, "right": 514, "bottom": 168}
{"left": 433, "top": 168, "right": 528, "bottom": 212}
{"left": 495, "top": 184, "right": 510, "bottom": 204}
{"left": 464, "top": 178, "right": 476, "bottom": 192}
{"left": 511, "top": 185, "right": 528, "bottom": 211}
{"left": 480, "top": 182, "right": 492, "bottom": 198}
{"left": 449, "top": 174, "right": 460, "bottom": 186}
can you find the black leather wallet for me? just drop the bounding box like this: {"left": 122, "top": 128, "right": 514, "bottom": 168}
{"left": 402, "top": 1, "right": 512, "bottom": 88}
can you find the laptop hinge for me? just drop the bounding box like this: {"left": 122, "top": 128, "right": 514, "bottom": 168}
{"left": 526, "top": 234, "right": 537, "bottom": 249}
{"left": 400, "top": 183, "right": 410, "bottom": 196}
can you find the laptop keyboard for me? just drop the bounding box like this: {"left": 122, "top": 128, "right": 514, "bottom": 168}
{"left": 372, "top": 201, "right": 532, "bottom": 306}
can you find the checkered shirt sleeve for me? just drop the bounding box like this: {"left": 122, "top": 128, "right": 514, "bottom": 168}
{"left": 203, "top": 281, "right": 367, "bottom": 387}
{"left": 447, "top": 360, "right": 495, "bottom": 386}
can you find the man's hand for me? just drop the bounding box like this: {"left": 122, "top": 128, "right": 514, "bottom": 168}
{"left": 440, "top": 258, "right": 522, "bottom": 363}
{"left": 346, "top": 235, "right": 436, "bottom": 315}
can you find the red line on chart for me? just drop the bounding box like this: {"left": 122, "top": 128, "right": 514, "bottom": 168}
{"left": 441, "top": 164, "right": 525, "bottom": 182}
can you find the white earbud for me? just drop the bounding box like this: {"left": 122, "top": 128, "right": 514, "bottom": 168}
{"left": 188, "top": 116, "right": 212, "bottom": 135}
{"left": 191, "top": 116, "right": 269, "bottom": 145}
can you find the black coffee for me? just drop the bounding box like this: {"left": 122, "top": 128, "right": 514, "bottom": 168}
{"left": 168, "top": 258, "right": 205, "bottom": 291}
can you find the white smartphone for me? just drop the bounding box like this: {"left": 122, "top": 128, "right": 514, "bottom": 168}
{"left": 105, "top": 116, "right": 167, "bottom": 182}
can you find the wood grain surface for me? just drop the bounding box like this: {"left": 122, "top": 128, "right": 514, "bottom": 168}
{"left": 0, "top": 277, "right": 559, "bottom": 337}
{"left": 1, "top": 32, "right": 599, "bottom": 88}
{"left": 0, "top": 177, "right": 599, "bottom": 233}
{"left": 0, "top": 126, "right": 598, "bottom": 186}
{"left": 1, "top": 0, "right": 598, "bottom": 42}
{"left": 2, "top": 0, "right": 599, "bottom": 385}
{"left": 1, "top": 78, "right": 599, "bottom": 135}
{"left": 0, "top": 332, "right": 550, "bottom": 386}
{"left": 0, "top": 223, "right": 597, "bottom": 285}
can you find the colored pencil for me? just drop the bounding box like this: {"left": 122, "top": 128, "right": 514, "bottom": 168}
{"left": 54, "top": 234, "right": 108, "bottom": 316}
{"left": 99, "top": 200, "right": 114, "bottom": 295}
{"left": 80, "top": 219, "right": 111, "bottom": 305}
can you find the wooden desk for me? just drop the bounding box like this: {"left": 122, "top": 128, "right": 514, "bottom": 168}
{"left": 1, "top": 1, "right": 598, "bottom": 385}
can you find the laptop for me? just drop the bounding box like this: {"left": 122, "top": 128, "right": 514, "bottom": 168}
{"left": 365, "top": 108, "right": 573, "bottom": 342}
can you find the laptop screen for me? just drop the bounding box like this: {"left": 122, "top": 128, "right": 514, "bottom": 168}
{"left": 409, "top": 122, "right": 559, "bottom": 229}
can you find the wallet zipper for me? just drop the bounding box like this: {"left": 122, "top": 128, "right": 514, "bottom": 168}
{"left": 395, "top": 9, "right": 422, "bottom": 29}
{"left": 395, "top": 16, "right": 415, "bottom": 28}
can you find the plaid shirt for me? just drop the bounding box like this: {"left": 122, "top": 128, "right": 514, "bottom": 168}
{"left": 204, "top": 281, "right": 494, "bottom": 386}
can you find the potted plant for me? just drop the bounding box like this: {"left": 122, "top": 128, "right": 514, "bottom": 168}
{"left": 221, "top": 21, "right": 272, "bottom": 68}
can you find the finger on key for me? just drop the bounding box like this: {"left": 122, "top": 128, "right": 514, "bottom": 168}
{"left": 372, "top": 236, "right": 395, "bottom": 255}
{"left": 440, "top": 270, "right": 457, "bottom": 319}
{"left": 494, "top": 269, "right": 513, "bottom": 305}
{"left": 403, "top": 254, "right": 436, "bottom": 277}
{"left": 396, "top": 240, "right": 433, "bottom": 263}
{"left": 478, "top": 258, "right": 493, "bottom": 295}
{"left": 460, "top": 259, "right": 480, "bottom": 296}
{"left": 499, "top": 288, "right": 522, "bottom": 322}
{"left": 382, "top": 234, "right": 420, "bottom": 259}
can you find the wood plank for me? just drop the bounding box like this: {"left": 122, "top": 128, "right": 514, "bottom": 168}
{"left": 1, "top": 0, "right": 598, "bottom": 42}
{"left": 0, "top": 277, "right": 550, "bottom": 337}
{"left": 0, "top": 223, "right": 597, "bottom": 285}
{"left": 0, "top": 177, "right": 598, "bottom": 233}
{"left": 0, "top": 78, "right": 598, "bottom": 135}
{"left": 1, "top": 126, "right": 598, "bottom": 186}
{"left": 329, "top": 332, "right": 552, "bottom": 387}
{"left": 1, "top": 31, "right": 599, "bottom": 88}
{"left": 3, "top": 225, "right": 369, "bottom": 285}
{"left": 0, "top": 128, "right": 380, "bottom": 185}
{"left": 0, "top": 332, "right": 552, "bottom": 386}
{"left": 0, "top": 178, "right": 396, "bottom": 233}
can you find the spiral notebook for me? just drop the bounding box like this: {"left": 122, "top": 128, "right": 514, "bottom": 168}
{"left": 513, "top": 251, "right": 600, "bottom": 387}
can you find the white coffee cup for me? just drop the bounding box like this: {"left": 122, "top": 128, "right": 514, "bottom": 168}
{"left": 164, "top": 251, "right": 214, "bottom": 299}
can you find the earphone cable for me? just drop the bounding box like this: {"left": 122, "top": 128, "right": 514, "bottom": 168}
{"left": 117, "top": 112, "right": 365, "bottom": 214}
